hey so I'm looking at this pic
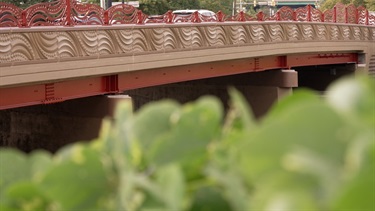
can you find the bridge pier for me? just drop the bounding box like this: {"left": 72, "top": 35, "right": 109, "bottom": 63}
{"left": 126, "top": 69, "right": 298, "bottom": 118}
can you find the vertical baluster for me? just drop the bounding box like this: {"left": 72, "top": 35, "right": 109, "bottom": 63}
{"left": 257, "top": 11, "right": 264, "bottom": 21}
{"left": 66, "top": 0, "right": 72, "bottom": 26}
{"left": 166, "top": 10, "right": 173, "bottom": 23}
{"left": 307, "top": 5, "right": 311, "bottom": 22}
{"left": 333, "top": 6, "right": 336, "bottom": 23}
{"left": 21, "top": 10, "right": 27, "bottom": 27}
{"left": 137, "top": 10, "right": 144, "bottom": 24}
{"left": 217, "top": 11, "right": 224, "bottom": 22}
{"left": 239, "top": 11, "right": 245, "bottom": 21}
{"left": 345, "top": 6, "right": 348, "bottom": 23}
{"left": 104, "top": 10, "right": 109, "bottom": 25}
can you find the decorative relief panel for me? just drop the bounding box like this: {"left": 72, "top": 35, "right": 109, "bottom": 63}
{"left": 0, "top": 23, "right": 373, "bottom": 65}
{"left": 268, "top": 24, "right": 284, "bottom": 42}
{"left": 330, "top": 25, "right": 340, "bottom": 40}
{"left": 314, "top": 25, "right": 328, "bottom": 41}
{"left": 300, "top": 24, "right": 314, "bottom": 40}
{"left": 250, "top": 25, "right": 267, "bottom": 43}
{"left": 285, "top": 24, "right": 300, "bottom": 41}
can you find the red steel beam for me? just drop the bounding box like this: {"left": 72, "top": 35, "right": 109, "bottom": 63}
{"left": 0, "top": 53, "right": 358, "bottom": 110}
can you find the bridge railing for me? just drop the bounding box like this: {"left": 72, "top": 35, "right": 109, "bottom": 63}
{"left": 0, "top": 0, "right": 374, "bottom": 27}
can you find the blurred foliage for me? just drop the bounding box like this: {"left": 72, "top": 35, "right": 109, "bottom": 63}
{"left": 320, "top": 0, "right": 374, "bottom": 11}
{"left": 0, "top": 75, "right": 374, "bottom": 211}
{"left": 1, "top": 0, "right": 52, "bottom": 9}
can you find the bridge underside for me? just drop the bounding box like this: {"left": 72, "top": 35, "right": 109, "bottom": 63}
{"left": 0, "top": 61, "right": 356, "bottom": 152}
{"left": 0, "top": 52, "right": 358, "bottom": 110}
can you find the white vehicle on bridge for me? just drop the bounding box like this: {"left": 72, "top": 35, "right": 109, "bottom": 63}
{"left": 172, "top": 9, "right": 217, "bottom": 22}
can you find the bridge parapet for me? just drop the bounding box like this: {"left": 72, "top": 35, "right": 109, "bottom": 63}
{"left": 1, "top": 22, "right": 374, "bottom": 67}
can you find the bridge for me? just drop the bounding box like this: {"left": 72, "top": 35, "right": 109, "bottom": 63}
{"left": 0, "top": 1, "right": 374, "bottom": 151}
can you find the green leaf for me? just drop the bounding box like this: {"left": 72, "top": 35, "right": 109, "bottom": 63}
{"left": 133, "top": 100, "right": 180, "bottom": 150}
{"left": 1, "top": 181, "right": 52, "bottom": 211}
{"left": 205, "top": 165, "right": 250, "bottom": 211}
{"left": 326, "top": 75, "right": 375, "bottom": 129}
{"left": 189, "top": 186, "right": 231, "bottom": 211}
{"left": 0, "top": 149, "right": 31, "bottom": 201}
{"left": 147, "top": 96, "right": 223, "bottom": 179}
{"left": 155, "top": 164, "right": 185, "bottom": 211}
{"left": 224, "top": 88, "right": 257, "bottom": 132}
{"left": 331, "top": 140, "right": 375, "bottom": 210}
{"left": 235, "top": 89, "right": 352, "bottom": 208}
{"left": 41, "top": 144, "right": 112, "bottom": 210}
{"left": 28, "top": 150, "right": 53, "bottom": 182}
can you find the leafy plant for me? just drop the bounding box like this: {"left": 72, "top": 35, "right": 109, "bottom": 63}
{"left": 0, "top": 75, "right": 374, "bottom": 211}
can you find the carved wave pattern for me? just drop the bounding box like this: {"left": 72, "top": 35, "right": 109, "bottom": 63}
{"left": 314, "top": 25, "right": 328, "bottom": 40}
{"left": 361, "top": 27, "right": 369, "bottom": 41}
{"left": 8, "top": 33, "right": 34, "bottom": 62}
{"left": 227, "top": 25, "right": 241, "bottom": 45}
{"left": 163, "top": 28, "right": 179, "bottom": 51}
{"left": 57, "top": 31, "right": 82, "bottom": 58}
{"left": 341, "top": 26, "right": 351, "bottom": 40}
{"left": 235, "top": 25, "right": 249, "bottom": 45}
{"left": 250, "top": 25, "right": 267, "bottom": 43}
{"left": 371, "top": 28, "right": 375, "bottom": 40}
{"left": 285, "top": 24, "right": 300, "bottom": 41}
{"left": 131, "top": 29, "right": 149, "bottom": 53}
{"left": 330, "top": 25, "right": 340, "bottom": 40}
{"left": 207, "top": 26, "right": 227, "bottom": 47}
{"left": 352, "top": 27, "right": 361, "bottom": 40}
{"left": 77, "top": 30, "right": 99, "bottom": 56}
{"left": 97, "top": 30, "right": 116, "bottom": 55}
{"left": 190, "top": 27, "right": 208, "bottom": 48}
{"left": 30, "top": 32, "right": 57, "bottom": 60}
{"left": 114, "top": 29, "right": 133, "bottom": 54}
{"left": 268, "top": 24, "right": 284, "bottom": 42}
{"left": 0, "top": 23, "right": 373, "bottom": 64}
{"left": 144, "top": 28, "right": 164, "bottom": 51}
{"left": 300, "top": 24, "right": 314, "bottom": 40}
{"left": 0, "top": 33, "right": 12, "bottom": 63}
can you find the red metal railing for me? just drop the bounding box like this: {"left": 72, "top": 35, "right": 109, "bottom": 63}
{"left": 0, "top": 1, "right": 374, "bottom": 27}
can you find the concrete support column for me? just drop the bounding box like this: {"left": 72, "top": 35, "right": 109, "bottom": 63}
{"left": 235, "top": 69, "right": 297, "bottom": 118}
{"left": 127, "top": 69, "right": 298, "bottom": 118}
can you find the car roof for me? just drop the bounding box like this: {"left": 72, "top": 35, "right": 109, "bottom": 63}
{"left": 172, "top": 9, "right": 214, "bottom": 14}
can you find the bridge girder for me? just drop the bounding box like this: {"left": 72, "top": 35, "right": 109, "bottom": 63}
{"left": 0, "top": 53, "right": 357, "bottom": 110}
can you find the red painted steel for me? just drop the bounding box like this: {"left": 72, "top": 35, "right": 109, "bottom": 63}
{"left": 0, "top": 53, "right": 358, "bottom": 110}
{"left": 0, "top": 1, "right": 374, "bottom": 27}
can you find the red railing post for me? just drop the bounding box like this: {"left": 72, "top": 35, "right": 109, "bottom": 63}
{"left": 345, "top": 6, "right": 348, "bottom": 23}
{"left": 307, "top": 4, "right": 311, "bottom": 22}
{"left": 333, "top": 6, "right": 336, "bottom": 23}
{"left": 166, "top": 10, "right": 173, "bottom": 23}
{"left": 137, "top": 10, "right": 144, "bottom": 24}
{"left": 366, "top": 9, "right": 369, "bottom": 25}
{"left": 21, "top": 10, "right": 27, "bottom": 27}
{"left": 257, "top": 11, "right": 264, "bottom": 21}
{"left": 293, "top": 11, "right": 296, "bottom": 21}
{"left": 193, "top": 11, "right": 200, "bottom": 23}
{"left": 217, "top": 10, "right": 224, "bottom": 22}
{"left": 276, "top": 11, "right": 280, "bottom": 21}
{"left": 104, "top": 10, "right": 109, "bottom": 25}
{"left": 355, "top": 7, "right": 358, "bottom": 24}
{"left": 239, "top": 11, "right": 245, "bottom": 21}
{"left": 66, "top": 0, "right": 72, "bottom": 26}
